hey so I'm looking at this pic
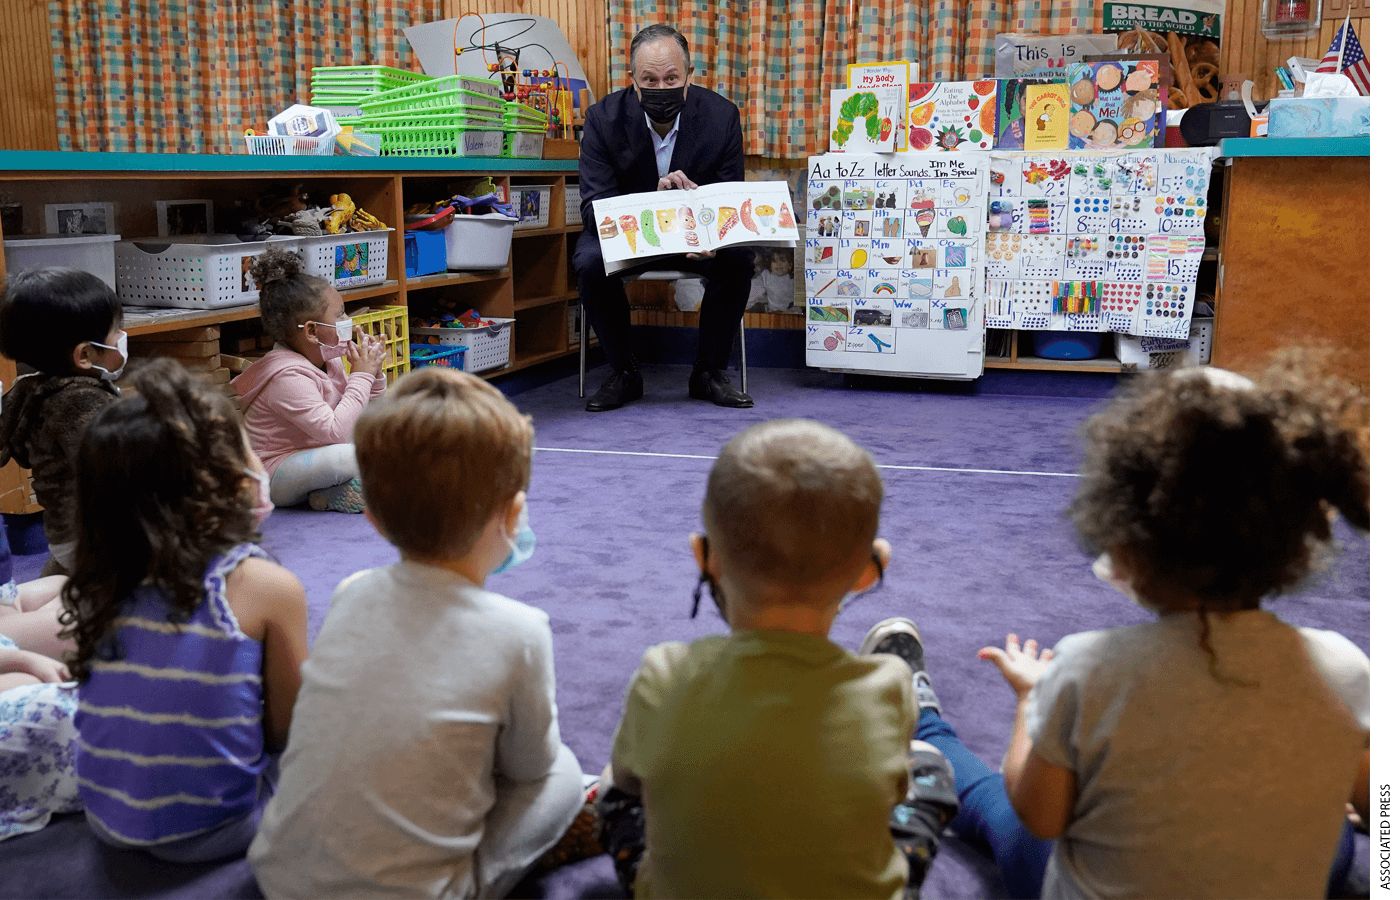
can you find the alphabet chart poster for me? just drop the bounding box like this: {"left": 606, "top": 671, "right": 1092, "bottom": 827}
{"left": 984, "top": 148, "right": 1214, "bottom": 339}
{"left": 805, "top": 153, "right": 988, "bottom": 378}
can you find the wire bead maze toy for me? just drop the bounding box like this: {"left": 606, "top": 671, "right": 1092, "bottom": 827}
{"left": 451, "top": 13, "right": 575, "bottom": 139}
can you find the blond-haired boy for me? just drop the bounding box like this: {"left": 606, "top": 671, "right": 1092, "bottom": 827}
{"left": 599, "top": 419, "right": 959, "bottom": 899}
{"left": 250, "top": 367, "right": 587, "bottom": 899}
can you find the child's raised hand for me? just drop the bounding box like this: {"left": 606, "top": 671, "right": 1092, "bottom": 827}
{"left": 978, "top": 633, "right": 1054, "bottom": 700}
{"left": 346, "top": 325, "right": 386, "bottom": 376}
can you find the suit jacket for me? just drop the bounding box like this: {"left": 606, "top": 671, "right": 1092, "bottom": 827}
{"left": 578, "top": 85, "right": 745, "bottom": 239}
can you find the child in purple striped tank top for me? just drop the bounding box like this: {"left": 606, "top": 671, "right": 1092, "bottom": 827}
{"left": 60, "top": 358, "right": 308, "bottom": 862}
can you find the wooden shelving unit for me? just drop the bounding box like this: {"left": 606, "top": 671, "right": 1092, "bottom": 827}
{"left": 0, "top": 151, "right": 582, "bottom": 512}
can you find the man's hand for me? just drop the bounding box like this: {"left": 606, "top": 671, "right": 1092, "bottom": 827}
{"left": 657, "top": 170, "right": 699, "bottom": 191}
{"left": 685, "top": 250, "right": 716, "bottom": 260}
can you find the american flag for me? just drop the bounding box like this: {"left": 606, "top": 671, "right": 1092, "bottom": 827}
{"left": 1315, "top": 14, "right": 1369, "bottom": 95}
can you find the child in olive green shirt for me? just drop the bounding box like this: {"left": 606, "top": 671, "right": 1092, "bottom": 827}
{"left": 599, "top": 419, "right": 958, "bottom": 899}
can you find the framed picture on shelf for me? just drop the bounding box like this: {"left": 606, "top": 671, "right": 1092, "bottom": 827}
{"left": 155, "top": 199, "right": 214, "bottom": 237}
{"left": 44, "top": 202, "right": 116, "bottom": 236}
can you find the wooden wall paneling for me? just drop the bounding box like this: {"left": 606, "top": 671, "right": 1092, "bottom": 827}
{"left": 440, "top": 0, "right": 611, "bottom": 100}
{"left": 0, "top": 0, "right": 59, "bottom": 151}
{"left": 1221, "top": 0, "right": 1367, "bottom": 99}
{"left": 1213, "top": 156, "right": 1369, "bottom": 392}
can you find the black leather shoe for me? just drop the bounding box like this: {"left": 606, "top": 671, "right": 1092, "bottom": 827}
{"left": 586, "top": 369, "right": 643, "bottom": 412}
{"left": 688, "top": 369, "right": 753, "bottom": 408}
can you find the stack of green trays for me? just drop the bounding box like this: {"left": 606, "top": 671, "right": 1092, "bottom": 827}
{"left": 503, "top": 102, "right": 549, "bottom": 134}
{"left": 355, "top": 76, "right": 510, "bottom": 157}
{"left": 310, "top": 65, "right": 432, "bottom": 109}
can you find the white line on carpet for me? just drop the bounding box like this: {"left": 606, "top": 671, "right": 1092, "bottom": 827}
{"left": 534, "top": 447, "right": 1080, "bottom": 478}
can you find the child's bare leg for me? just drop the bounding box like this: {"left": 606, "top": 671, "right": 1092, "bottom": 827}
{"left": 0, "top": 671, "right": 40, "bottom": 692}
{"left": 17, "top": 575, "right": 66, "bottom": 612}
{"left": 0, "top": 578, "right": 71, "bottom": 660}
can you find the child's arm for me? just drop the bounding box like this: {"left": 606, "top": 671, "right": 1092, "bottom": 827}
{"left": 1351, "top": 746, "right": 1370, "bottom": 825}
{"left": 979, "top": 633, "right": 1077, "bottom": 840}
{"left": 496, "top": 620, "right": 564, "bottom": 783}
{"left": 226, "top": 557, "right": 309, "bottom": 751}
{"left": 0, "top": 646, "right": 70, "bottom": 683}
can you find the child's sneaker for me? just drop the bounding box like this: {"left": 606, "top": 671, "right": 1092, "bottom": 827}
{"left": 860, "top": 617, "right": 941, "bottom": 714}
{"left": 531, "top": 797, "right": 606, "bottom": 874}
{"left": 307, "top": 477, "right": 365, "bottom": 514}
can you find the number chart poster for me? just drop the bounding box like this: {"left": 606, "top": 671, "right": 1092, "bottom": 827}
{"left": 805, "top": 153, "right": 989, "bottom": 377}
{"left": 983, "top": 147, "right": 1212, "bottom": 339}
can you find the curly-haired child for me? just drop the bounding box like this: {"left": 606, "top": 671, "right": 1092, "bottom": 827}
{"left": 64, "top": 358, "right": 308, "bottom": 862}
{"left": 233, "top": 246, "right": 386, "bottom": 513}
{"left": 922, "top": 362, "right": 1368, "bottom": 899}
{"left": 0, "top": 268, "right": 126, "bottom": 574}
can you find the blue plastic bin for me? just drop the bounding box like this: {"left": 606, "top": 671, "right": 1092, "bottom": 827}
{"left": 404, "top": 228, "right": 447, "bottom": 278}
{"left": 1031, "top": 330, "right": 1102, "bottom": 360}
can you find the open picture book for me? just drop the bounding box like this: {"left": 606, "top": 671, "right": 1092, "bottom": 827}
{"left": 592, "top": 181, "right": 799, "bottom": 274}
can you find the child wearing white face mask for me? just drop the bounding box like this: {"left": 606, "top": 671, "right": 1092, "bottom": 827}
{"left": 251, "top": 367, "right": 591, "bottom": 900}
{"left": 0, "top": 267, "right": 125, "bottom": 575}
{"left": 233, "top": 246, "right": 387, "bottom": 513}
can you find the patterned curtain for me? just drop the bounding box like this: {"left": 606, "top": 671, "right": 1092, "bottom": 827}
{"left": 49, "top": 0, "right": 437, "bottom": 154}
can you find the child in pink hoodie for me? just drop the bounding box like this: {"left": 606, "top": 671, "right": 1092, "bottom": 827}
{"left": 233, "top": 247, "right": 386, "bottom": 513}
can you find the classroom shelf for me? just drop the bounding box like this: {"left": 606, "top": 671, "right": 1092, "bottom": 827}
{"left": 984, "top": 355, "right": 1126, "bottom": 373}
{"left": 342, "top": 280, "right": 401, "bottom": 304}
{"left": 515, "top": 291, "right": 577, "bottom": 311}
{"left": 405, "top": 269, "right": 510, "bottom": 290}
{"left": 123, "top": 304, "right": 263, "bottom": 337}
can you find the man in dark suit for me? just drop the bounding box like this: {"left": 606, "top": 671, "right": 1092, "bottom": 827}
{"left": 574, "top": 24, "right": 754, "bottom": 411}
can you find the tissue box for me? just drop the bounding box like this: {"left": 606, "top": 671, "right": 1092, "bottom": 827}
{"left": 1268, "top": 98, "right": 1369, "bottom": 139}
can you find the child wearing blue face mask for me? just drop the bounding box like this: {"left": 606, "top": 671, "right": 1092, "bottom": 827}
{"left": 0, "top": 268, "right": 125, "bottom": 575}
{"left": 233, "top": 246, "right": 387, "bottom": 514}
{"left": 251, "top": 366, "right": 591, "bottom": 900}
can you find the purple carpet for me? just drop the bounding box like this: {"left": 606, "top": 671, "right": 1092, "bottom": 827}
{"left": 0, "top": 364, "right": 1370, "bottom": 899}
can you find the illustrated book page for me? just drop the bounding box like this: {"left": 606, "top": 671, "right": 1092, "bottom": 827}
{"left": 593, "top": 181, "right": 799, "bottom": 274}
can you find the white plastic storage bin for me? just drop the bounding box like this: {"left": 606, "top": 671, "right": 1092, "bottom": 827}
{"left": 564, "top": 185, "right": 582, "bottom": 226}
{"left": 4, "top": 234, "right": 121, "bottom": 289}
{"left": 509, "top": 184, "right": 552, "bottom": 229}
{"left": 298, "top": 229, "right": 391, "bottom": 289}
{"left": 244, "top": 134, "right": 337, "bottom": 156}
{"left": 114, "top": 235, "right": 299, "bottom": 309}
{"left": 405, "top": 213, "right": 516, "bottom": 270}
{"left": 410, "top": 319, "right": 513, "bottom": 373}
{"left": 1114, "top": 316, "right": 1214, "bottom": 369}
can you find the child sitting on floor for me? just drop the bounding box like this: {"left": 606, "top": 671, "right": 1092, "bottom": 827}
{"left": 597, "top": 419, "right": 959, "bottom": 899}
{"left": 64, "top": 358, "right": 308, "bottom": 862}
{"left": 0, "top": 268, "right": 126, "bottom": 574}
{"left": 1, "top": 571, "right": 81, "bottom": 843}
{"left": 910, "top": 361, "right": 1369, "bottom": 899}
{"left": 250, "top": 367, "right": 592, "bottom": 899}
{"left": 233, "top": 246, "right": 386, "bottom": 513}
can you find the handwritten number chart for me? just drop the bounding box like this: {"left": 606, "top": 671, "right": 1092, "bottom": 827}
{"left": 984, "top": 148, "right": 1211, "bottom": 340}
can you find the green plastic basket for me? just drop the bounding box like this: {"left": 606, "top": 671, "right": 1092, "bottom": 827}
{"left": 360, "top": 75, "right": 501, "bottom": 109}
{"left": 358, "top": 111, "right": 500, "bottom": 131}
{"left": 310, "top": 65, "right": 431, "bottom": 93}
{"left": 360, "top": 89, "right": 504, "bottom": 118}
{"left": 361, "top": 125, "right": 503, "bottom": 157}
{"left": 503, "top": 102, "right": 548, "bottom": 122}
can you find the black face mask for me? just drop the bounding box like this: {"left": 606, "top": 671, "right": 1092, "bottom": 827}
{"left": 637, "top": 85, "right": 686, "bottom": 125}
